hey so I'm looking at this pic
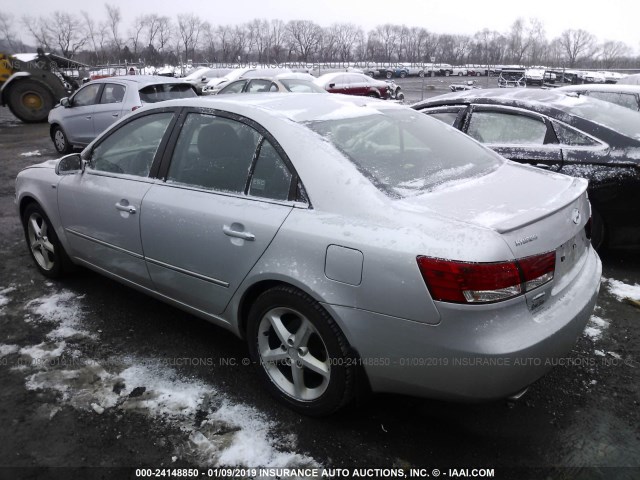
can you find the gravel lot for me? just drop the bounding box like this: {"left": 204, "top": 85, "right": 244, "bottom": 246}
{"left": 0, "top": 83, "right": 639, "bottom": 480}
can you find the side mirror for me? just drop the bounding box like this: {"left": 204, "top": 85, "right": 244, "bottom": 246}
{"left": 55, "top": 153, "right": 82, "bottom": 175}
{"left": 60, "top": 97, "right": 70, "bottom": 107}
{"left": 201, "top": 77, "right": 207, "bottom": 82}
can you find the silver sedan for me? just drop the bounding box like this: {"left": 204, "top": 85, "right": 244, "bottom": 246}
{"left": 16, "top": 94, "right": 601, "bottom": 415}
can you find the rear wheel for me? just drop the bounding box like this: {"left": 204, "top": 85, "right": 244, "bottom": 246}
{"left": 385, "top": 71, "right": 393, "bottom": 79}
{"left": 6, "top": 80, "right": 54, "bottom": 123}
{"left": 418, "top": 70, "right": 425, "bottom": 78}
{"left": 52, "top": 125, "right": 73, "bottom": 154}
{"left": 22, "top": 203, "right": 73, "bottom": 278}
{"left": 247, "top": 286, "right": 355, "bottom": 416}
{"left": 399, "top": 71, "right": 407, "bottom": 78}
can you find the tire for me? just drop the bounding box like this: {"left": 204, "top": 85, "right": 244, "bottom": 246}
{"left": 399, "top": 71, "right": 407, "bottom": 78}
{"left": 6, "top": 79, "right": 55, "bottom": 123}
{"left": 52, "top": 125, "right": 73, "bottom": 154}
{"left": 458, "top": 72, "right": 463, "bottom": 76}
{"left": 396, "top": 91, "right": 405, "bottom": 101}
{"left": 367, "top": 92, "right": 379, "bottom": 98}
{"left": 385, "top": 71, "right": 393, "bottom": 79}
{"left": 418, "top": 71, "right": 425, "bottom": 78}
{"left": 22, "top": 203, "right": 74, "bottom": 278}
{"left": 246, "top": 286, "right": 355, "bottom": 416}
{"left": 590, "top": 208, "right": 606, "bottom": 251}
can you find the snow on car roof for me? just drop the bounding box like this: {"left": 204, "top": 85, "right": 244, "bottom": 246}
{"left": 157, "top": 93, "right": 406, "bottom": 123}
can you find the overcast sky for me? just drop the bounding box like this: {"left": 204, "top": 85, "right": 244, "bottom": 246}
{"left": 8, "top": 0, "right": 640, "bottom": 51}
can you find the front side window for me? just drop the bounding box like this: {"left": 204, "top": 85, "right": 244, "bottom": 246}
{"left": 90, "top": 112, "right": 174, "bottom": 176}
{"left": 167, "top": 113, "right": 260, "bottom": 193}
{"left": 100, "top": 84, "right": 126, "bottom": 104}
{"left": 73, "top": 84, "right": 101, "bottom": 107}
{"left": 467, "top": 111, "right": 547, "bottom": 145}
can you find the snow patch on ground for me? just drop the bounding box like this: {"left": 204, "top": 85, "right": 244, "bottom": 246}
{"left": 0, "top": 285, "right": 17, "bottom": 309}
{"left": 20, "top": 150, "right": 42, "bottom": 157}
{"left": 26, "top": 290, "right": 94, "bottom": 340}
{"left": 604, "top": 277, "right": 640, "bottom": 302}
{"left": 584, "top": 315, "right": 609, "bottom": 341}
{"left": 13, "top": 289, "right": 318, "bottom": 468}
{"left": 0, "top": 344, "right": 20, "bottom": 357}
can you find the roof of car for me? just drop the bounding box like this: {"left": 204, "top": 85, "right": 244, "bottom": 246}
{"left": 152, "top": 92, "right": 405, "bottom": 123}
{"left": 89, "top": 75, "right": 191, "bottom": 87}
{"left": 557, "top": 83, "right": 640, "bottom": 94}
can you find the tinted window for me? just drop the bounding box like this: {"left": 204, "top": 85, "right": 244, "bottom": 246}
{"left": 249, "top": 140, "right": 292, "bottom": 201}
{"left": 73, "top": 84, "right": 101, "bottom": 107}
{"left": 167, "top": 113, "right": 260, "bottom": 193}
{"left": 100, "top": 84, "right": 126, "bottom": 104}
{"left": 552, "top": 121, "right": 600, "bottom": 147}
{"left": 306, "top": 109, "right": 501, "bottom": 198}
{"left": 426, "top": 111, "right": 459, "bottom": 126}
{"left": 587, "top": 91, "right": 639, "bottom": 111}
{"left": 467, "top": 111, "right": 547, "bottom": 144}
{"left": 138, "top": 83, "right": 196, "bottom": 103}
{"left": 90, "top": 112, "right": 173, "bottom": 176}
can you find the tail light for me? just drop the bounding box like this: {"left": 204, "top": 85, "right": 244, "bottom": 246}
{"left": 416, "top": 251, "right": 556, "bottom": 304}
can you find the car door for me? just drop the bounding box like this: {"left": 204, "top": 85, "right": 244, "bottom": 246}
{"left": 62, "top": 82, "right": 103, "bottom": 145}
{"left": 140, "top": 111, "right": 296, "bottom": 315}
{"left": 347, "top": 74, "right": 367, "bottom": 96}
{"left": 327, "top": 75, "right": 349, "bottom": 94}
{"left": 57, "top": 109, "right": 178, "bottom": 288}
{"left": 462, "top": 106, "right": 564, "bottom": 171}
{"left": 92, "top": 82, "right": 127, "bottom": 137}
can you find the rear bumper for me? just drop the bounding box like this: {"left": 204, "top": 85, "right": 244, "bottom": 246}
{"left": 324, "top": 247, "right": 602, "bottom": 401}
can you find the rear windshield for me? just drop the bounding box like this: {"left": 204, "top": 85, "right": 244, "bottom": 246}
{"left": 305, "top": 109, "right": 502, "bottom": 198}
{"left": 139, "top": 83, "right": 196, "bottom": 103}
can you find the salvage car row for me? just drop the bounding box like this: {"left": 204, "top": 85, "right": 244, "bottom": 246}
{"left": 22, "top": 68, "right": 639, "bottom": 416}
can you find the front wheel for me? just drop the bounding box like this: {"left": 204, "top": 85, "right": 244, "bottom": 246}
{"left": 22, "top": 203, "right": 74, "bottom": 278}
{"left": 247, "top": 286, "right": 355, "bottom": 416}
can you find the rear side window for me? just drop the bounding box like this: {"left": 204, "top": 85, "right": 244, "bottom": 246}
{"left": 247, "top": 80, "right": 277, "bottom": 93}
{"left": 306, "top": 109, "right": 501, "bottom": 198}
{"left": 249, "top": 140, "right": 292, "bottom": 201}
{"left": 219, "top": 80, "right": 247, "bottom": 94}
{"left": 138, "top": 83, "right": 196, "bottom": 103}
{"left": 90, "top": 112, "right": 174, "bottom": 176}
{"left": 467, "top": 111, "right": 547, "bottom": 145}
{"left": 167, "top": 113, "right": 260, "bottom": 193}
{"left": 551, "top": 121, "right": 600, "bottom": 147}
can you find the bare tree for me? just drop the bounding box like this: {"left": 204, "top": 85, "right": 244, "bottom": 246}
{"left": 507, "top": 18, "right": 530, "bottom": 64}
{"left": 558, "top": 29, "right": 597, "bottom": 67}
{"left": 156, "top": 16, "right": 173, "bottom": 53}
{"left": 269, "top": 19, "right": 287, "bottom": 63}
{"left": 129, "top": 15, "right": 146, "bottom": 55}
{"left": 47, "top": 12, "right": 86, "bottom": 58}
{"left": 177, "top": 13, "right": 202, "bottom": 63}
{"left": 599, "top": 40, "right": 630, "bottom": 68}
{"left": 286, "top": 20, "right": 322, "bottom": 62}
{"left": 105, "top": 3, "right": 123, "bottom": 55}
{"left": 526, "top": 18, "right": 546, "bottom": 66}
{"left": 0, "top": 13, "right": 25, "bottom": 52}
{"left": 374, "top": 24, "right": 399, "bottom": 62}
{"left": 22, "top": 15, "right": 53, "bottom": 50}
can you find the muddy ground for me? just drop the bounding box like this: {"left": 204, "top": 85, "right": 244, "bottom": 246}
{"left": 0, "top": 79, "right": 639, "bottom": 480}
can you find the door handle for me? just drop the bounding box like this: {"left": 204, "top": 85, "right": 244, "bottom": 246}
{"left": 112, "top": 113, "right": 119, "bottom": 117}
{"left": 86, "top": 116, "right": 92, "bottom": 119}
{"left": 115, "top": 202, "right": 136, "bottom": 214}
{"left": 223, "top": 225, "right": 255, "bottom": 241}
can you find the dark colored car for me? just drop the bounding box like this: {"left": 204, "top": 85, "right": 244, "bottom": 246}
{"left": 412, "top": 88, "right": 640, "bottom": 249}
{"left": 314, "top": 72, "right": 391, "bottom": 99}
